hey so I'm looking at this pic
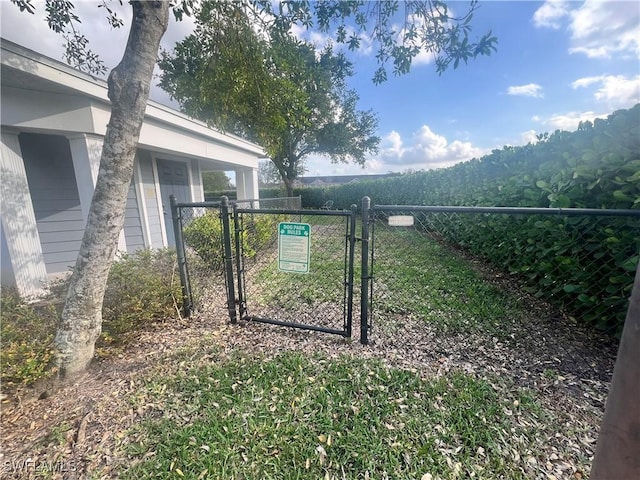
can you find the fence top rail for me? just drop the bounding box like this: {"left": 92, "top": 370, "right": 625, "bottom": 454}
{"left": 235, "top": 207, "right": 354, "bottom": 217}
{"left": 176, "top": 201, "right": 221, "bottom": 208}
{"left": 177, "top": 197, "right": 302, "bottom": 209}
{"left": 372, "top": 204, "right": 640, "bottom": 217}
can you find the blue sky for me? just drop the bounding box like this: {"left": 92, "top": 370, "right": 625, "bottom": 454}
{"left": 2, "top": 1, "right": 639, "bottom": 177}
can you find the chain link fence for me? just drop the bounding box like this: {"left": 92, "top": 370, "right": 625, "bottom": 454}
{"left": 171, "top": 196, "right": 303, "bottom": 316}
{"left": 171, "top": 195, "right": 356, "bottom": 336}
{"left": 235, "top": 207, "right": 356, "bottom": 336}
{"left": 233, "top": 196, "right": 302, "bottom": 209}
{"left": 363, "top": 203, "right": 640, "bottom": 343}
{"left": 172, "top": 195, "right": 638, "bottom": 348}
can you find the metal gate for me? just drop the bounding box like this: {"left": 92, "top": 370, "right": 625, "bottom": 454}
{"left": 172, "top": 195, "right": 357, "bottom": 338}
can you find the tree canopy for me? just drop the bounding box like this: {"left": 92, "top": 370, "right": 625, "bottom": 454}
{"left": 202, "top": 170, "right": 232, "bottom": 192}
{"left": 160, "top": 3, "right": 380, "bottom": 194}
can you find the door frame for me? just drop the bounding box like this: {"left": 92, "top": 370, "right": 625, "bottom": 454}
{"left": 153, "top": 156, "right": 192, "bottom": 247}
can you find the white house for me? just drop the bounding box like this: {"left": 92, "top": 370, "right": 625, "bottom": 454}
{"left": 0, "top": 39, "right": 263, "bottom": 298}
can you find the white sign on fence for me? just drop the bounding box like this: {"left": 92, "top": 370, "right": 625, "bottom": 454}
{"left": 388, "top": 215, "right": 414, "bottom": 227}
{"left": 278, "top": 222, "right": 311, "bottom": 273}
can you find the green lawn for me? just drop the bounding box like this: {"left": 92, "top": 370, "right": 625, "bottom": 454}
{"left": 370, "top": 224, "right": 527, "bottom": 338}
{"left": 122, "top": 351, "right": 547, "bottom": 480}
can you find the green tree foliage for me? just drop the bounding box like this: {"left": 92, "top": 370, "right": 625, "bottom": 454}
{"left": 160, "top": 4, "right": 380, "bottom": 196}
{"left": 253, "top": 0, "right": 498, "bottom": 84}
{"left": 202, "top": 171, "right": 232, "bottom": 192}
{"left": 159, "top": 1, "right": 497, "bottom": 195}
{"left": 10, "top": 0, "right": 496, "bottom": 375}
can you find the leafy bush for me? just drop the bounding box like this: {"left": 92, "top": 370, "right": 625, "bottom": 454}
{"left": 325, "top": 104, "right": 640, "bottom": 210}
{"left": 183, "top": 213, "right": 225, "bottom": 270}
{"left": 1, "top": 249, "right": 182, "bottom": 388}
{"left": 431, "top": 213, "right": 639, "bottom": 333}
{"left": 328, "top": 104, "right": 639, "bottom": 333}
{"left": 183, "top": 212, "right": 282, "bottom": 269}
{"left": 99, "top": 248, "right": 182, "bottom": 345}
{"left": 0, "top": 288, "right": 58, "bottom": 387}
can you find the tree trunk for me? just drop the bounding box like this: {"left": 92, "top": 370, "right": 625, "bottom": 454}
{"left": 591, "top": 265, "right": 640, "bottom": 478}
{"left": 54, "top": 1, "right": 171, "bottom": 377}
{"left": 283, "top": 176, "right": 294, "bottom": 198}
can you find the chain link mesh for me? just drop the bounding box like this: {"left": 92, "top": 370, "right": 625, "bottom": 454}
{"left": 174, "top": 199, "right": 637, "bottom": 348}
{"left": 175, "top": 204, "right": 226, "bottom": 311}
{"left": 367, "top": 207, "right": 639, "bottom": 340}
{"left": 236, "top": 210, "right": 354, "bottom": 335}
{"left": 233, "top": 196, "right": 302, "bottom": 210}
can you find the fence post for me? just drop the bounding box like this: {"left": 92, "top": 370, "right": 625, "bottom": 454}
{"left": 360, "top": 196, "right": 371, "bottom": 345}
{"left": 345, "top": 204, "right": 358, "bottom": 338}
{"left": 220, "top": 196, "right": 237, "bottom": 323}
{"left": 170, "top": 194, "right": 192, "bottom": 317}
{"left": 233, "top": 203, "right": 246, "bottom": 319}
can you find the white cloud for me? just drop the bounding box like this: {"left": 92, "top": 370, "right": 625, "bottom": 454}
{"left": 534, "top": 110, "right": 609, "bottom": 131}
{"left": 520, "top": 130, "right": 539, "bottom": 145}
{"left": 507, "top": 83, "right": 544, "bottom": 98}
{"left": 572, "top": 74, "right": 640, "bottom": 109}
{"left": 571, "top": 76, "right": 604, "bottom": 89}
{"left": 533, "top": 0, "right": 570, "bottom": 29}
{"left": 568, "top": 1, "right": 640, "bottom": 58}
{"left": 379, "top": 126, "right": 486, "bottom": 170}
{"left": 534, "top": 0, "right": 640, "bottom": 59}
{"left": 302, "top": 125, "right": 487, "bottom": 175}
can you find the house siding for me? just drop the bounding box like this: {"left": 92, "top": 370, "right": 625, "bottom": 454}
{"left": 0, "top": 222, "right": 16, "bottom": 286}
{"left": 138, "top": 150, "right": 164, "bottom": 248}
{"left": 124, "top": 181, "right": 145, "bottom": 251}
{"left": 20, "top": 133, "right": 84, "bottom": 274}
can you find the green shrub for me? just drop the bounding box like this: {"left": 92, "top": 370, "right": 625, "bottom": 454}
{"left": 324, "top": 104, "right": 640, "bottom": 334}
{"left": 0, "top": 287, "right": 58, "bottom": 387}
{"left": 183, "top": 212, "right": 282, "bottom": 269}
{"left": 1, "top": 249, "right": 183, "bottom": 389}
{"left": 183, "top": 213, "right": 224, "bottom": 270}
{"left": 99, "top": 248, "right": 182, "bottom": 345}
{"left": 241, "top": 213, "right": 284, "bottom": 257}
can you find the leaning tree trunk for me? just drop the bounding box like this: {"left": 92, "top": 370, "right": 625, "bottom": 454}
{"left": 54, "top": 1, "right": 171, "bottom": 377}
{"left": 590, "top": 265, "right": 640, "bottom": 477}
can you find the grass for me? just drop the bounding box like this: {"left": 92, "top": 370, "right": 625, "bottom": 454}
{"left": 241, "top": 217, "right": 528, "bottom": 339}
{"left": 121, "top": 351, "right": 547, "bottom": 479}
{"left": 247, "top": 215, "right": 353, "bottom": 310}
{"left": 3, "top": 213, "right": 602, "bottom": 479}
{"left": 371, "top": 225, "right": 527, "bottom": 338}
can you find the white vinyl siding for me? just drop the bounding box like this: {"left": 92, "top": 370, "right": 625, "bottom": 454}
{"left": 20, "top": 133, "right": 84, "bottom": 274}
{"left": 137, "top": 150, "right": 164, "bottom": 248}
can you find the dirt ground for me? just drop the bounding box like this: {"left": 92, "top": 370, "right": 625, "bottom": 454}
{"left": 0, "top": 282, "right": 618, "bottom": 479}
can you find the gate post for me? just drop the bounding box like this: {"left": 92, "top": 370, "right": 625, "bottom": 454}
{"left": 233, "top": 203, "right": 246, "bottom": 319}
{"left": 170, "top": 194, "right": 193, "bottom": 316}
{"left": 345, "top": 204, "right": 358, "bottom": 338}
{"left": 220, "top": 196, "right": 237, "bottom": 323}
{"left": 360, "top": 196, "right": 371, "bottom": 345}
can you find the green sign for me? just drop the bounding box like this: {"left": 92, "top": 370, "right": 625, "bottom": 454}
{"left": 278, "top": 222, "right": 311, "bottom": 273}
